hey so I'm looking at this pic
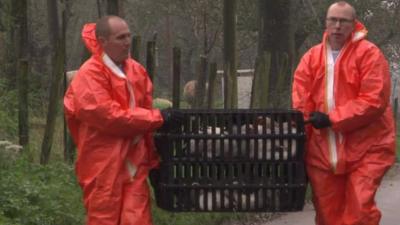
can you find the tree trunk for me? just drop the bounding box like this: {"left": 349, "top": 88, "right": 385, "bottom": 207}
{"left": 97, "top": 0, "right": 104, "bottom": 17}
{"left": 17, "top": 59, "right": 29, "bottom": 147}
{"left": 12, "top": 0, "right": 29, "bottom": 147}
{"left": 250, "top": 52, "right": 271, "bottom": 109}
{"left": 251, "top": 0, "right": 295, "bottom": 109}
{"left": 223, "top": 0, "right": 237, "bottom": 109}
{"left": 12, "top": 0, "right": 28, "bottom": 59}
{"left": 107, "top": 0, "right": 123, "bottom": 16}
{"left": 40, "top": 0, "right": 65, "bottom": 164}
{"left": 63, "top": 1, "right": 75, "bottom": 164}
{"left": 41, "top": 39, "right": 65, "bottom": 165}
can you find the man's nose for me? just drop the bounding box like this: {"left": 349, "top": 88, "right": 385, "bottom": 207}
{"left": 124, "top": 37, "right": 131, "bottom": 46}
{"left": 333, "top": 21, "right": 341, "bottom": 27}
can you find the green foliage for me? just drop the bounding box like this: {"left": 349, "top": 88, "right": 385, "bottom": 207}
{"left": 27, "top": 72, "right": 51, "bottom": 117}
{"left": 0, "top": 148, "right": 85, "bottom": 225}
{"left": 152, "top": 206, "right": 236, "bottom": 225}
{"left": 0, "top": 78, "right": 18, "bottom": 138}
{"left": 0, "top": 140, "right": 239, "bottom": 225}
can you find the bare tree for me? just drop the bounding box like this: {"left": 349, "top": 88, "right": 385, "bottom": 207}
{"left": 107, "top": 0, "right": 123, "bottom": 16}
{"left": 223, "top": 0, "right": 238, "bottom": 109}
{"left": 40, "top": 0, "right": 66, "bottom": 164}
{"left": 251, "top": 0, "right": 295, "bottom": 109}
{"left": 12, "top": 0, "right": 29, "bottom": 147}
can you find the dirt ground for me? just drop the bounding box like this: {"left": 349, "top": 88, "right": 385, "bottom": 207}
{"left": 223, "top": 163, "right": 400, "bottom": 225}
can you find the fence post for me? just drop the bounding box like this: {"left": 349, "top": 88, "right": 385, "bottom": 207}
{"left": 17, "top": 59, "right": 29, "bottom": 147}
{"left": 172, "top": 47, "right": 181, "bottom": 109}
{"left": 131, "top": 35, "right": 141, "bottom": 62}
{"left": 146, "top": 41, "right": 156, "bottom": 81}
{"left": 207, "top": 62, "right": 217, "bottom": 109}
{"left": 194, "top": 56, "right": 207, "bottom": 108}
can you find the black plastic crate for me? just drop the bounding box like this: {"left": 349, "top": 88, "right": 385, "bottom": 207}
{"left": 153, "top": 109, "right": 307, "bottom": 212}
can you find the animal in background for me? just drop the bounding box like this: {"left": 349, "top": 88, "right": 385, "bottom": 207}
{"left": 183, "top": 80, "right": 208, "bottom": 108}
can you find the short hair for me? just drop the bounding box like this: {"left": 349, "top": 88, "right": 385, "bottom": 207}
{"left": 330, "top": 1, "right": 357, "bottom": 20}
{"left": 95, "top": 15, "right": 120, "bottom": 38}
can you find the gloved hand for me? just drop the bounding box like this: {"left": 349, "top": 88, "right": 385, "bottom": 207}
{"left": 309, "top": 111, "right": 331, "bottom": 129}
{"left": 160, "top": 109, "right": 185, "bottom": 131}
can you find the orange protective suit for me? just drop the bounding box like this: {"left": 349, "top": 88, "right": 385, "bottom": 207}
{"left": 292, "top": 20, "right": 395, "bottom": 225}
{"left": 64, "top": 23, "right": 163, "bottom": 225}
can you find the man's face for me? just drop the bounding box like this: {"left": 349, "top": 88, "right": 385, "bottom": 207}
{"left": 100, "top": 18, "right": 131, "bottom": 65}
{"left": 325, "top": 4, "right": 355, "bottom": 50}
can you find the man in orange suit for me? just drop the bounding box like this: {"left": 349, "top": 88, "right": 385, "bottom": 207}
{"left": 64, "top": 15, "right": 179, "bottom": 225}
{"left": 292, "top": 2, "right": 395, "bottom": 225}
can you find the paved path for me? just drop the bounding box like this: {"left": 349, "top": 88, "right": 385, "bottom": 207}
{"left": 263, "top": 163, "right": 400, "bottom": 225}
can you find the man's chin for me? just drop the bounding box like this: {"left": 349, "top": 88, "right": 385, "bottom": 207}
{"left": 119, "top": 56, "right": 129, "bottom": 62}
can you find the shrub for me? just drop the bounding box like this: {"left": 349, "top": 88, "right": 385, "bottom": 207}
{"left": 0, "top": 148, "right": 85, "bottom": 225}
{"left": 0, "top": 140, "right": 238, "bottom": 225}
{"left": 0, "top": 78, "right": 18, "bottom": 138}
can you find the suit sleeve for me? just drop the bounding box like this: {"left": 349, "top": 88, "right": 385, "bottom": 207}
{"left": 71, "top": 68, "right": 163, "bottom": 138}
{"left": 141, "top": 69, "right": 162, "bottom": 169}
{"left": 329, "top": 47, "right": 391, "bottom": 132}
{"left": 292, "top": 51, "right": 315, "bottom": 121}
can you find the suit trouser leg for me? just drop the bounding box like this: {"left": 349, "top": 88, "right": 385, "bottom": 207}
{"left": 119, "top": 167, "right": 153, "bottom": 225}
{"left": 307, "top": 165, "right": 346, "bottom": 225}
{"left": 342, "top": 148, "right": 394, "bottom": 225}
{"left": 307, "top": 146, "right": 395, "bottom": 225}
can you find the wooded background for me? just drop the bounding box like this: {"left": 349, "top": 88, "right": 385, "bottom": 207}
{"left": 0, "top": 0, "right": 399, "bottom": 161}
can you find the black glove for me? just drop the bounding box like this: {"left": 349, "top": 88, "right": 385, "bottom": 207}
{"left": 309, "top": 111, "right": 331, "bottom": 129}
{"left": 160, "top": 109, "right": 185, "bottom": 131}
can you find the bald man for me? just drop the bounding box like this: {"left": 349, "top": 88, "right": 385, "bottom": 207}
{"left": 64, "top": 16, "right": 171, "bottom": 225}
{"left": 292, "top": 2, "right": 395, "bottom": 225}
